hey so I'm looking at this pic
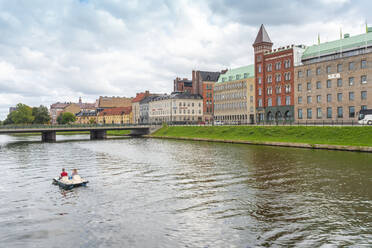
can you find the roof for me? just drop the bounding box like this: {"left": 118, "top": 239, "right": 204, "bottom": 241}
{"left": 199, "top": 71, "right": 220, "bottom": 82}
{"left": 253, "top": 24, "right": 272, "bottom": 46}
{"left": 302, "top": 31, "right": 372, "bottom": 60}
{"left": 132, "top": 91, "right": 150, "bottom": 103}
{"left": 140, "top": 95, "right": 161, "bottom": 104}
{"left": 50, "top": 102, "right": 70, "bottom": 109}
{"left": 216, "top": 65, "right": 255, "bottom": 83}
{"left": 98, "top": 96, "right": 133, "bottom": 108}
{"left": 76, "top": 110, "right": 97, "bottom": 117}
{"left": 98, "top": 107, "right": 132, "bottom": 116}
{"left": 78, "top": 103, "right": 96, "bottom": 109}
{"left": 151, "top": 92, "right": 202, "bottom": 102}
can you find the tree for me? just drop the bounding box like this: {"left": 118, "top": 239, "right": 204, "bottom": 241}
{"left": 32, "top": 105, "right": 51, "bottom": 124}
{"left": 8, "top": 103, "right": 34, "bottom": 124}
{"left": 57, "top": 112, "right": 76, "bottom": 124}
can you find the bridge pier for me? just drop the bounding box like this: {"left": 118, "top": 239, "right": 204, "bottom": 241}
{"left": 129, "top": 128, "right": 149, "bottom": 136}
{"left": 41, "top": 131, "right": 56, "bottom": 142}
{"left": 90, "top": 130, "right": 107, "bottom": 140}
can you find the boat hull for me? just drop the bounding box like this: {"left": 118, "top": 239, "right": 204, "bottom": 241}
{"left": 53, "top": 177, "right": 89, "bottom": 190}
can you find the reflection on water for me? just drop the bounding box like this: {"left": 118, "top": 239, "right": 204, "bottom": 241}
{"left": 0, "top": 134, "right": 371, "bottom": 247}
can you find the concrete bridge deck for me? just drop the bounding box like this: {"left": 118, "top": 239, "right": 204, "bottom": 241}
{"left": 0, "top": 124, "right": 160, "bottom": 142}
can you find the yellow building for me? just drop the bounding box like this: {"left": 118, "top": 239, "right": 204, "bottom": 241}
{"left": 97, "top": 107, "right": 132, "bottom": 124}
{"left": 75, "top": 110, "right": 97, "bottom": 124}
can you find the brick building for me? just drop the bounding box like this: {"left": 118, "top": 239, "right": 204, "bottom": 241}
{"left": 294, "top": 29, "right": 372, "bottom": 123}
{"left": 192, "top": 70, "right": 220, "bottom": 122}
{"left": 253, "top": 24, "right": 305, "bottom": 122}
{"left": 173, "top": 77, "right": 193, "bottom": 93}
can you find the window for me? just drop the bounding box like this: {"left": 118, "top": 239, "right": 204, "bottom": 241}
{"left": 250, "top": 84, "right": 253, "bottom": 91}
{"left": 316, "top": 81, "right": 321, "bottom": 89}
{"left": 326, "top": 66, "right": 331, "bottom": 73}
{"left": 285, "top": 85, "right": 291, "bottom": 93}
{"left": 361, "top": 60, "right": 367, "bottom": 69}
{"left": 349, "top": 106, "right": 355, "bottom": 118}
{"left": 337, "top": 107, "right": 343, "bottom": 118}
{"left": 337, "top": 64, "right": 342, "bottom": 72}
{"left": 327, "top": 94, "right": 332, "bottom": 102}
{"left": 267, "top": 75, "right": 272, "bottom": 83}
{"left": 298, "top": 84, "right": 302, "bottom": 91}
{"left": 349, "top": 62, "right": 354, "bottom": 70}
{"left": 276, "top": 86, "right": 282, "bottom": 94}
{"left": 275, "top": 62, "right": 281, "bottom": 70}
{"left": 258, "top": 88, "right": 262, "bottom": 96}
{"left": 285, "top": 72, "right": 291, "bottom": 81}
{"left": 268, "top": 98, "right": 272, "bottom": 106}
{"left": 258, "top": 77, "right": 262, "bottom": 85}
{"left": 306, "top": 69, "right": 311, "bottom": 77}
{"left": 307, "top": 108, "right": 312, "bottom": 119}
{"left": 307, "top": 82, "right": 311, "bottom": 90}
{"left": 327, "top": 80, "right": 331, "bottom": 88}
{"left": 250, "top": 96, "right": 253, "bottom": 103}
{"left": 267, "top": 64, "right": 272, "bottom": 72}
{"left": 298, "top": 71, "right": 303, "bottom": 78}
{"left": 285, "top": 60, "right": 291, "bottom": 68}
{"left": 267, "top": 87, "right": 272, "bottom": 95}
{"left": 277, "top": 96, "right": 281, "bottom": 106}
{"left": 361, "top": 105, "right": 367, "bottom": 110}
{"left": 285, "top": 96, "right": 291, "bottom": 105}
{"left": 349, "top": 77, "right": 354, "bottom": 86}
{"left": 275, "top": 73, "right": 281, "bottom": 82}
{"left": 258, "top": 64, "right": 262, "bottom": 73}
{"left": 317, "top": 95, "right": 321, "bottom": 103}
{"left": 316, "top": 67, "right": 321, "bottom": 75}
{"left": 337, "top": 93, "right": 342, "bottom": 102}
{"left": 258, "top": 98, "right": 263, "bottom": 107}
{"left": 307, "top": 96, "right": 312, "bottom": 103}
{"left": 229, "top": 76, "right": 233, "bottom": 81}
{"left": 349, "top": 92, "right": 354, "bottom": 101}
{"left": 236, "top": 75, "right": 240, "bottom": 80}
{"left": 317, "top": 108, "right": 322, "bottom": 118}
{"left": 298, "top": 109, "right": 303, "bottom": 119}
{"left": 327, "top": 107, "right": 332, "bottom": 118}
{"left": 337, "top": 78, "right": 342, "bottom": 87}
{"left": 298, "top": 96, "right": 303, "bottom": 104}
{"left": 361, "top": 91, "right": 367, "bottom": 100}
{"left": 244, "top": 73, "right": 248, "bottom": 78}
{"left": 361, "top": 75, "right": 367, "bottom": 84}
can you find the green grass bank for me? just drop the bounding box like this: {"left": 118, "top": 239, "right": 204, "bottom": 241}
{"left": 152, "top": 126, "right": 372, "bottom": 148}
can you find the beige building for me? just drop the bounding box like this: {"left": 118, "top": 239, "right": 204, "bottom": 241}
{"left": 149, "top": 92, "right": 203, "bottom": 124}
{"left": 75, "top": 110, "right": 97, "bottom": 124}
{"left": 295, "top": 30, "right": 372, "bottom": 123}
{"left": 97, "top": 107, "right": 132, "bottom": 125}
{"left": 214, "top": 65, "right": 256, "bottom": 124}
{"left": 98, "top": 96, "right": 133, "bottom": 109}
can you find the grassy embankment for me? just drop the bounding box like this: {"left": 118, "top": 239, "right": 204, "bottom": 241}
{"left": 152, "top": 126, "right": 372, "bottom": 147}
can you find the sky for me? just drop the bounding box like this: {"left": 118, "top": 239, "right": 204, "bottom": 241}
{"left": 0, "top": 0, "right": 370, "bottom": 119}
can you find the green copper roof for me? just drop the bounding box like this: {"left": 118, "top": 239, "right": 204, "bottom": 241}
{"left": 217, "top": 64, "right": 254, "bottom": 83}
{"left": 302, "top": 31, "right": 372, "bottom": 60}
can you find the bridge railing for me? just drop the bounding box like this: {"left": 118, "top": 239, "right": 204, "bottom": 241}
{"left": 0, "top": 123, "right": 153, "bottom": 130}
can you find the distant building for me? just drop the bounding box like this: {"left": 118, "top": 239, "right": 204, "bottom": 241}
{"left": 75, "top": 110, "right": 97, "bottom": 124}
{"left": 214, "top": 65, "right": 256, "bottom": 124}
{"left": 192, "top": 70, "right": 220, "bottom": 122}
{"left": 294, "top": 29, "right": 372, "bottom": 122}
{"left": 139, "top": 95, "right": 162, "bottom": 124}
{"left": 253, "top": 24, "right": 305, "bottom": 122}
{"left": 148, "top": 92, "right": 203, "bottom": 124}
{"left": 97, "top": 96, "right": 133, "bottom": 111}
{"left": 50, "top": 97, "right": 95, "bottom": 124}
{"left": 173, "top": 77, "right": 193, "bottom": 93}
{"left": 97, "top": 107, "right": 132, "bottom": 125}
{"left": 132, "top": 91, "right": 152, "bottom": 124}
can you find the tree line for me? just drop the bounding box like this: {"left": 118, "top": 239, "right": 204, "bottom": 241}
{"left": 1, "top": 103, "right": 76, "bottom": 125}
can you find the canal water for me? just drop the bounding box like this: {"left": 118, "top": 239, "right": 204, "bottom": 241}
{"left": 0, "top": 134, "right": 371, "bottom": 247}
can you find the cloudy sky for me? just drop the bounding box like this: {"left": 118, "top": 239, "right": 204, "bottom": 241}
{"left": 0, "top": 0, "right": 370, "bottom": 119}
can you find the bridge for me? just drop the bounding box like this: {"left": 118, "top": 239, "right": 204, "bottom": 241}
{"left": 0, "top": 124, "right": 160, "bottom": 142}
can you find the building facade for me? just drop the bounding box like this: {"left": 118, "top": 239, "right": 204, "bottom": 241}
{"left": 139, "top": 95, "right": 161, "bottom": 124}
{"left": 75, "top": 110, "right": 97, "bottom": 124}
{"left": 174, "top": 77, "right": 193, "bottom": 93}
{"left": 253, "top": 24, "right": 305, "bottom": 122}
{"left": 97, "top": 96, "right": 133, "bottom": 111}
{"left": 149, "top": 92, "right": 203, "bottom": 124}
{"left": 132, "top": 91, "right": 151, "bottom": 124}
{"left": 97, "top": 107, "right": 132, "bottom": 124}
{"left": 192, "top": 70, "right": 220, "bottom": 122}
{"left": 214, "top": 65, "right": 256, "bottom": 124}
{"left": 295, "top": 30, "right": 372, "bottom": 123}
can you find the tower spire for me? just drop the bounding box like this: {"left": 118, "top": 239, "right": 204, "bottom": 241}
{"left": 253, "top": 24, "right": 273, "bottom": 46}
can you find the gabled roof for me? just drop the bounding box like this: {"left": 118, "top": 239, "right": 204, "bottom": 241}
{"left": 216, "top": 65, "right": 255, "bottom": 83}
{"left": 302, "top": 31, "right": 372, "bottom": 60}
{"left": 132, "top": 92, "right": 149, "bottom": 103}
{"left": 253, "top": 24, "right": 273, "bottom": 45}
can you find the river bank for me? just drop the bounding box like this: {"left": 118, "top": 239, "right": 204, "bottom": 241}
{"left": 150, "top": 126, "right": 372, "bottom": 152}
